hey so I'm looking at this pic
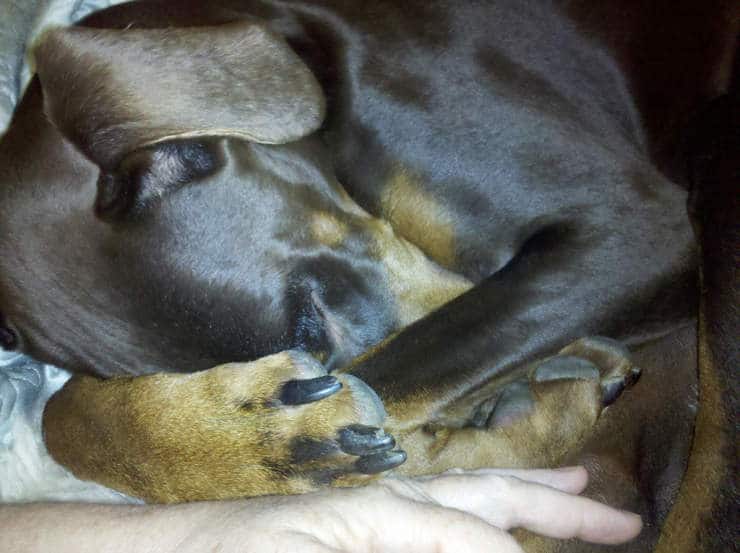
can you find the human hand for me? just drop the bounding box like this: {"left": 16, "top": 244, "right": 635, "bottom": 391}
{"left": 181, "top": 466, "right": 641, "bottom": 552}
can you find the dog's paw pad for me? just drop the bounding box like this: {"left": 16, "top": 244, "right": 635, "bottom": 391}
{"left": 533, "top": 355, "right": 600, "bottom": 382}
{"left": 487, "top": 381, "right": 534, "bottom": 427}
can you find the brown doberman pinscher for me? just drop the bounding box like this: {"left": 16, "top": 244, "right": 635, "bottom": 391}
{"left": 0, "top": 1, "right": 735, "bottom": 550}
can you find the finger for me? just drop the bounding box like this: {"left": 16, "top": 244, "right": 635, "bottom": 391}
{"left": 503, "top": 479, "right": 643, "bottom": 544}
{"left": 304, "top": 486, "right": 524, "bottom": 553}
{"left": 399, "top": 473, "right": 641, "bottom": 544}
{"left": 375, "top": 500, "right": 525, "bottom": 553}
{"left": 445, "top": 466, "right": 589, "bottom": 494}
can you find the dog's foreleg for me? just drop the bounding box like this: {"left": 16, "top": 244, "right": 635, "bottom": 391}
{"left": 42, "top": 352, "right": 403, "bottom": 503}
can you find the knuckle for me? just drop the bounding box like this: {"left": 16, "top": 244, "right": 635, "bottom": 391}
{"left": 380, "top": 478, "right": 435, "bottom": 504}
{"left": 487, "top": 474, "right": 521, "bottom": 501}
{"left": 369, "top": 481, "right": 404, "bottom": 503}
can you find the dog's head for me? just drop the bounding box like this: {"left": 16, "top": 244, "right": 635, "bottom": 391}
{"left": 0, "top": 19, "right": 468, "bottom": 376}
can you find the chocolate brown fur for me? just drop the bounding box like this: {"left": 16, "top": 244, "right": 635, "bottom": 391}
{"left": 0, "top": 2, "right": 735, "bottom": 550}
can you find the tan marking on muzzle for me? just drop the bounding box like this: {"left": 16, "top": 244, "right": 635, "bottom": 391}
{"left": 369, "top": 218, "right": 472, "bottom": 327}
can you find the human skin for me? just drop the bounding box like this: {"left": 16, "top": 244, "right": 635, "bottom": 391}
{"left": 1, "top": 467, "right": 641, "bottom": 553}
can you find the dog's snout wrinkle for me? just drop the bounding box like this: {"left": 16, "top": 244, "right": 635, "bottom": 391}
{"left": 309, "top": 288, "right": 368, "bottom": 371}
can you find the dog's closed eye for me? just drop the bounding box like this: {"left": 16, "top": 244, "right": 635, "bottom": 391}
{"left": 95, "top": 139, "right": 221, "bottom": 221}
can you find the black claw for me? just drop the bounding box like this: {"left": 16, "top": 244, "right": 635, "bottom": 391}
{"left": 356, "top": 449, "right": 407, "bottom": 474}
{"left": 601, "top": 378, "right": 626, "bottom": 407}
{"left": 279, "top": 376, "right": 341, "bottom": 406}
{"left": 601, "top": 367, "right": 642, "bottom": 407}
{"left": 626, "top": 367, "right": 642, "bottom": 387}
{"left": 339, "top": 424, "right": 395, "bottom": 456}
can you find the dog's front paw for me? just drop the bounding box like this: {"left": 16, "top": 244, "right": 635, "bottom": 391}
{"left": 44, "top": 350, "right": 404, "bottom": 503}
{"left": 143, "top": 351, "right": 404, "bottom": 501}
{"left": 230, "top": 350, "right": 407, "bottom": 488}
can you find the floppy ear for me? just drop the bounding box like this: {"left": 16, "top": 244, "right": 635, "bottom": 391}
{"left": 32, "top": 21, "right": 325, "bottom": 171}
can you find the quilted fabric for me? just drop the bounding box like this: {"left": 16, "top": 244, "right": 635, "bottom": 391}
{"left": 0, "top": 351, "right": 135, "bottom": 502}
{"left": 0, "top": 0, "right": 123, "bottom": 130}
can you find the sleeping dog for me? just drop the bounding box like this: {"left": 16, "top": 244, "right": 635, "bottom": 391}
{"left": 0, "top": 0, "right": 733, "bottom": 528}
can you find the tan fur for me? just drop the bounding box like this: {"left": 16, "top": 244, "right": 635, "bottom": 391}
{"left": 515, "top": 326, "right": 699, "bottom": 553}
{"left": 44, "top": 352, "right": 380, "bottom": 503}
{"left": 310, "top": 211, "right": 349, "bottom": 248}
{"left": 389, "top": 338, "right": 638, "bottom": 476}
{"left": 369, "top": 217, "right": 472, "bottom": 326}
{"left": 654, "top": 313, "right": 729, "bottom": 552}
{"left": 394, "top": 378, "right": 601, "bottom": 476}
{"left": 381, "top": 165, "right": 458, "bottom": 268}
{"left": 44, "top": 336, "right": 640, "bottom": 504}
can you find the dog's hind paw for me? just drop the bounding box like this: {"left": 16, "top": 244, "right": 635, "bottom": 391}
{"left": 534, "top": 337, "right": 641, "bottom": 407}
{"left": 549, "top": 336, "right": 642, "bottom": 407}
{"left": 393, "top": 336, "right": 641, "bottom": 474}
{"left": 485, "top": 336, "right": 641, "bottom": 430}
